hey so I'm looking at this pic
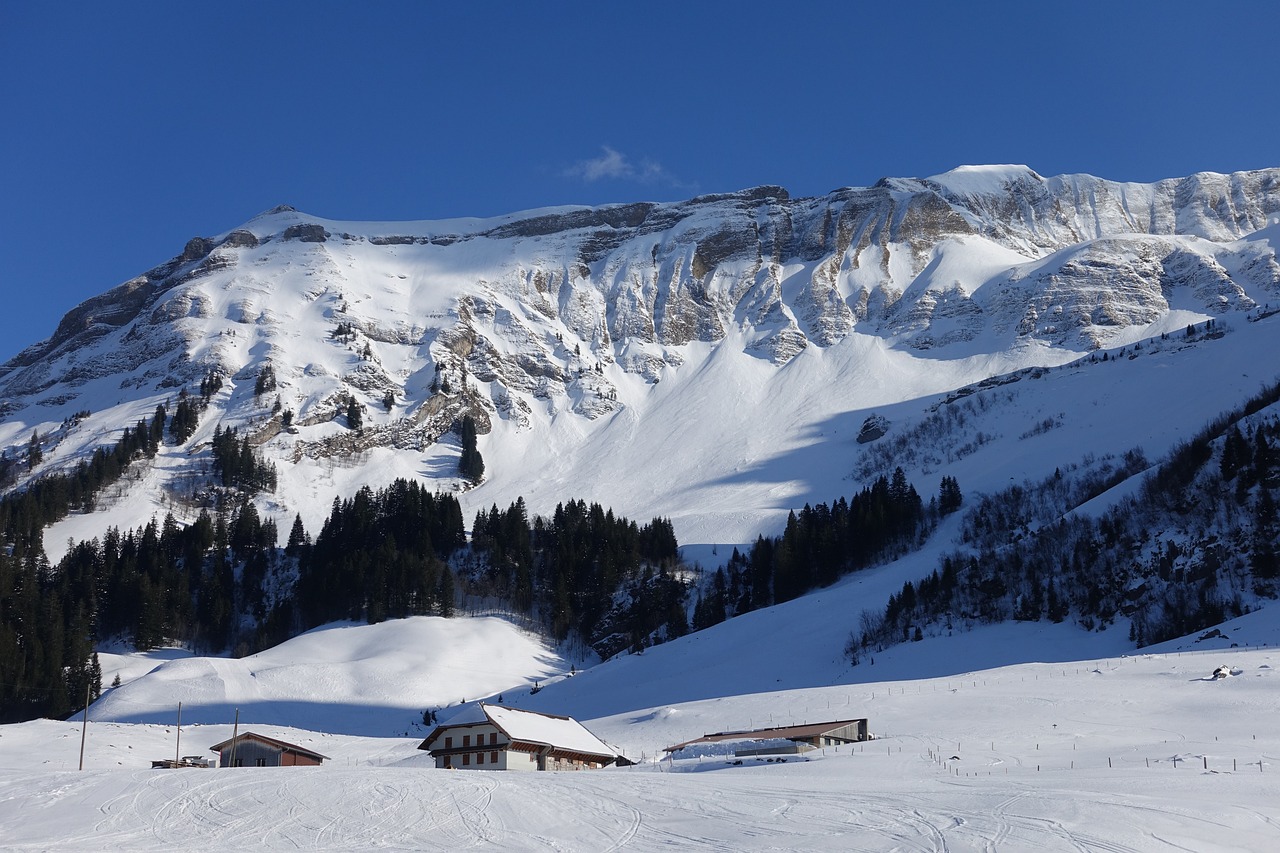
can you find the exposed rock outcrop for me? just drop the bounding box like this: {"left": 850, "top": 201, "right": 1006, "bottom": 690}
{"left": 4, "top": 165, "right": 1280, "bottom": 469}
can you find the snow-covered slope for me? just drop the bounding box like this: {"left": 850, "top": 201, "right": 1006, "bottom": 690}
{"left": 2, "top": 168, "right": 1279, "bottom": 561}
{"left": 90, "top": 617, "right": 564, "bottom": 735}
{"left": 3, "top": 607, "right": 1278, "bottom": 850}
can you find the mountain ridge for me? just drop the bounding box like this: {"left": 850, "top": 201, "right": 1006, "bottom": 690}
{"left": 2, "top": 164, "right": 1279, "bottom": 556}
{"left": 6, "top": 165, "right": 1278, "bottom": 379}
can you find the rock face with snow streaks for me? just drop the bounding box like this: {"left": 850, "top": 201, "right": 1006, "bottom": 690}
{"left": 2, "top": 165, "right": 1279, "bottom": 480}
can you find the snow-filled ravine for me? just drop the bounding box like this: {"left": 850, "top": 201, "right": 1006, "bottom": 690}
{"left": 3, "top": 605, "right": 1279, "bottom": 851}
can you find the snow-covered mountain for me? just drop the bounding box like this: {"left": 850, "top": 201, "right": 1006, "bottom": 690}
{"left": 6, "top": 163, "right": 1280, "bottom": 847}
{"left": 3, "top": 165, "right": 1279, "bottom": 556}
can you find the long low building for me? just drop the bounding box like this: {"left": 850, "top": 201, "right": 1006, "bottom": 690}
{"left": 419, "top": 704, "right": 616, "bottom": 771}
{"left": 664, "top": 718, "right": 870, "bottom": 757}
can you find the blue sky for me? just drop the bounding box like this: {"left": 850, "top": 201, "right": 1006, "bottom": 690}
{"left": 2, "top": 1, "right": 1277, "bottom": 363}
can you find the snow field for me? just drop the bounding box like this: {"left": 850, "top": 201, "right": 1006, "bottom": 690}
{"left": 90, "top": 617, "right": 568, "bottom": 735}
{"left": 2, "top": 643, "right": 1279, "bottom": 851}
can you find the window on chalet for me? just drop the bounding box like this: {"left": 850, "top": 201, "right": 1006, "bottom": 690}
{"left": 445, "top": 736, "right": 453, "bottom": 748}
{"left": 463, "top": 734, "right": 471, "bottom": 747}
{"left": 490, "top": 751, "right": 499, "bottom": 764}
{"left": 462, "top": 753, "right": 470, "bottom": 766}
{"left": 489, "top": 732, "right": 497, "bottom": 745}
{"left": 477, "top": 752, "right": 484, "bottom": 765}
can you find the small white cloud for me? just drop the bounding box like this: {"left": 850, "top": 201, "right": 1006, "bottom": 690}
{"left": 563, "top": 146, "right": 687, "bottom": 189}
{"left": 565, "top": 146, "right": 632, "bottom": 181}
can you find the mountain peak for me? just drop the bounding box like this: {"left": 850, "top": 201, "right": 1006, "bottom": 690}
{"left": 925, "top": 164, "right": 1044, "bottom": 195}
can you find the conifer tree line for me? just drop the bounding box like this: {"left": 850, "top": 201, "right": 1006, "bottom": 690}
{"left": 0, "top": 379, "right": 226, "bottom": 721}
{"left": 689, "top": 468, "right": 945, "bottom": 632}
{"left": 0, "top": 414, "right": 687, "bottom": 720}
{"left": 2, "top": 387, "right": 948, "bottom": 723}
{"left": 295, "top": 480, "right": 466, "bottom": 627}
{"left": 849, "top": 379, "right": 1280, "bottom": 662}
{"left": 210, "top": 426, "right": 278, "bottom": 492}
{"left": 0, "top": 406, "right": 177, "bottom": 721}
{"left": 467, "top": 498, "right": 681, "bottom": 655}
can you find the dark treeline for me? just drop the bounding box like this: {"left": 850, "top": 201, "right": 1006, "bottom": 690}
{"left": 1, "top": 410, "right": 165, "bottom": 551}
{"left": 297, "top": 480, "right": 466, "bottom": 628}
{"left": 1, "top": 426, "right": 689, "bottom": 720}
{"left": 468, "top": 498, "right": 682, "bottom": 656}
{"left": 852, "top": 379, "right": 1280, "bottom": 661}
{"left": 0, "top": 380, "right": 222, "bottom": 720}
{"left": 0, "top": 544, "right": 102, "bottom": 722}
{"left": 0, "top": 407, "right": 175, "bottom": 721}
{"left": 211, "top": 426, "right": 278, "bottom": 493}
{"left": 690, "top": 468, "right": 945, "bottom": 634}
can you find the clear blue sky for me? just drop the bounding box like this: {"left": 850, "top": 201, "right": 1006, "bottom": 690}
{"left": 2, "top": 1, "right": 1277, "bottom": 363}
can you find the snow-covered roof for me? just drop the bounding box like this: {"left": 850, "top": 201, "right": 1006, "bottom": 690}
{"left": 663, "top": 718, "right": 867, "bottom": 753}
{"left": 483, "top": 705, "right": 613, "bottom": 756}
{"left": 424, "top": 703, "right": 614, "bottom": 758}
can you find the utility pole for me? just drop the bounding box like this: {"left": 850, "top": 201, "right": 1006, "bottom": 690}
{"left": 175, "top": 702, "right": 183, "bottom": 765}
{"left": 228, "top": 708, "right": 240, "bottom": 768}
{"left": 78, "top": 682, "right": 89, "bottom": 771}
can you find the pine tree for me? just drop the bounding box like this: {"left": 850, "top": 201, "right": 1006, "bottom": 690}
{"left": 285, "top": 513, "right": 308, "bottom": 557}
{"left": 1221, "top": 425, "right": 1249, "bottom": 480}
{"left": 938, "top": 475, "right": 963, "bottom": 514}
{"left": 255, "top": 364, "right": 276, "bottom": 396}
{"left": 458, "top": 416, "right": 485, "bottom": 483}
{"left": 27, "top": 430, "right": 42, "bottom": 470}
{"left": 150, "top": 405, "right": 167, "bottom": 447}
{"left": 170, "top": 393, "right": 199, "bottom": 443}
{"left": 437, "top": 566, "right": 455, "bottom": 617}
{"left": 346, "top": 398, "right": 363, "bottom": 431}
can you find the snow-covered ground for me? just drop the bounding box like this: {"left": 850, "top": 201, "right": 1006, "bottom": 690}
{"left": 92, "top": 617, "right": 566, "bottom": 735}
{"left": 3, "top": 603, "right": 1279, "bottom": 849}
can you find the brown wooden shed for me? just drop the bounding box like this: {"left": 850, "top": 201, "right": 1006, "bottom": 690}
{"left": 207, "top": 732, "right": 329, "bottom": 767}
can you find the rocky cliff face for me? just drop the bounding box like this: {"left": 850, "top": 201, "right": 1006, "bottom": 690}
{"left": 3, "top": 166, "right": 1279, "bottom": 472}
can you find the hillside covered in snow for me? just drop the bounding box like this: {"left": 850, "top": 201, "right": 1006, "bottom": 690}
{"left": 2, "top": 601, "right": 1278, "bottom": 850}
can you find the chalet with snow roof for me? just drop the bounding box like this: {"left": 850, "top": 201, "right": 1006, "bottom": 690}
{"left": 208, "top": 732, "right": 329, "bottom": 767}
{"left": 664, "top": 718, "right": 870, "bottom": 758}
{"left": 418, "top": 703, "right": 616, "bottom": 771}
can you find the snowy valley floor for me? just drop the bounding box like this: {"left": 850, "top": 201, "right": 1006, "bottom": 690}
{"left": 3, "top": 644, "right": 1278, "bottom": 851}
